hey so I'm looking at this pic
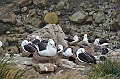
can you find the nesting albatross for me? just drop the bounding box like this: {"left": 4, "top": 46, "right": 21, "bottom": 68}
{"left": 63, "top": 47, "right": 74, "bottom": 57}
{"left": 82, "top": 34, "right": 92, "bottom": 46}
{"left": 76, "top": 48, "right": 96, "bottom": 64}
{"left": 35, "top": 39, "right": 57, "bottom": 56}
{"left": 21, "top": 40, "right": 37, "bottom": 57}
{"left": 64, "top": 35, "right": 79, "bottom": 43}
{"left": 94, "top": 38, "right": 109, "bottom": 47}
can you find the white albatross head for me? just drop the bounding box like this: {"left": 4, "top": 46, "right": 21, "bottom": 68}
{"left": 83, "top": 34, "right": 89, "bottom": 45}
{"left": 47, "top": 39, "right": 56, "bottom": 49}
{"left": 57, "top": 44, "right": 63, "bottom": 53}
{"left": 76, "top": 48, "right": 85, "bottom": 56}
{"left": 36, "top": 35, "right": 41, "bottom": 40}
{"left": 94, "top": 38, "right": 99, "bottom": 46}
{"left": 21, "top": 40, "right": 29, "bottom": 47}
{"left": 73, "top": 35, "right": 79, "bottom": 42}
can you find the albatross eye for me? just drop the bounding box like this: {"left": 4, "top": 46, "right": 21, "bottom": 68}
{"left": 50, "top": 43, "right": 53, "bottom": 45}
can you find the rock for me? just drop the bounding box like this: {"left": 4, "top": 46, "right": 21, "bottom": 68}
{"left": 111, "top": 0, "right": 116, "bottom": 3}
{"left": 0, "top": 47, "right": 3, "bottom": 56}
{"left": 10, "top": 56, "right": 33, "bottom": 66}
{"left": 38, "top": 63, "right": 57, "bottom": 73}
{"left": 21, "top": 7, "right": 27, "bottom": 13}
{"left": 92, "top": 21, "right": 99, "bottom": 26}
{"left": 16, "top": 15, "right": 23, "bottom": 25}
{"left": 69, "top": 11, "right": 88, "bottom": 23}
{"left": 32, "top": 51, "right": 59, "bottom": 65}
{"left": 33, "top": 0, "right": 47, "bottom": 6}
{"left": 13, "top": 54, "right": 21, "bottom": 57}
{"left": 19, "top": 0, "right": 33, "bottom": 7}
{"left": 108, "top": 49, "right": 120, "bottom": 58}
{"left": 43, "top": 10, "right": 49, "bottom": 15}
{"left": 95, "top": 12, "right": 105, "bottom": 23}
{"left": 29, "top": 9, "right": 36, "bottom": 17}
{"left": 44, "top": 12, "right": 58, "bottom": 24}
{"left": 86, "top": 16, "right": 93, "bottom": 22}
{"left": 27, "top": 24, "right": 68, "bottom": 48}
{"left": 89, "top": 11, "right": 95, "bottom": 16}
{"left": 0, "top": 23, "right": 9, "bottom": 35}
{"left": 25, "top": 10, "right": 41, "bottom": 26}
{"left": 59, "top": 59, "right": 85, "bottom": 70}
{"left": 93, "top": 12, "right": 97, "bottom": 20}
{"left": 38, "top": 21, "right": 46, "bottom": 28}
{"left": 56, "top": 1, "right": 65, "bottom": 10}
{"left": 0, "top": 3, "right": 16, "bottom": 24}
{"left": 12, "top": 4, "right": 21, "bottom": 14}
{"left": 7, "top": 36, "right": 18, "bottom": 45}
{"left": 19, "top": 27, "right": 25, "bottom": 33}
{"left": 116, "top": 14, "right": 120, "bottom": 21}
{"left": 33, "top": 63, "right": 57, "bottom": 74}
{"left": 110, "top": 21, "right": 120, "bottom": 32}
{"left": 0, "top": 35, "right": 8, "bottom": 49}
{"left": 24, "top": 25, "right": 38, "bottom": 33}
{"left": 2, "top": 11, "right": 16, "bottom": 23}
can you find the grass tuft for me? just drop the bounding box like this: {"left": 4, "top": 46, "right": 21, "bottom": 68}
{"left": 87, "top": 59, "right": 120, "bottom": 79}
{"left": 0, "top": 56, "right": 31, "bottom": 79}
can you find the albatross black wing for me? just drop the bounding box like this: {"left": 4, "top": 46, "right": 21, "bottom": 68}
{"left": 99, "top": 39, "right": 109, "bottom": 45}
{"left": 78, "top": 53, "right": 88, "bottom": 62}
{"left": 32, "top": 39, "right": 41, "bottom": 45}
{"left": 24, "top": 44, "right": 36, "bottom": 52}
{"left": 64, "top": 37, "right": 75, "bottom": 42}
{"left": 38, "top": 42, "right": 47, "bottom": 51}
{"left": 85, "top": 52, "right": 96, "bottom": 64}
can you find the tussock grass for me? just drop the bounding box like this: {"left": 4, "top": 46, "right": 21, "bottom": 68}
{"left": 87, "top": 59, "right": 120, "bottom": 79}
{"left": 0, "top": 56, "right": 31, "bottom": 79}
{"left": 0, "top": 56, "right": 13, "bottom": 79}
{"left": 50, "top": 59, "right": 120, "bottom": 79}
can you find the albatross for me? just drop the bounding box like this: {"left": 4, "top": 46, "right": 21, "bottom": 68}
{"left": 56, "top": 44, "right": 63, "bottom": 53}
{"left": 63, "top": 47, "right": 74, "bottom": 57}
{"left": 35, "top": 39, "right": 57, "bottom": 56}
{"left": 94, "top": 38, "right": 109, "bottom": 47}
{"left": 64, "top": 35, "right": 79, "bottom": 43}
{"left": 76, "top": 48, "right": 96, "bottom": 64}
{"left": 32, "top": 35, "right": 41, "bottom": 45}
{"left": 83, "top": 34, "right": 91, "bottom": 46}
{"left": 21, "top": 40, "right": 36, "bottom": 53}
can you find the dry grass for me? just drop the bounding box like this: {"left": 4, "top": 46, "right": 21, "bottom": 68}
{"left": 86, "top": 59, "right": 120, "bottom": 79}
{"left": 49, "top": 59, "right": 120, "bottom": 79}
{"left": 0, "top": 56, "right": 31, "bottom": 79}
{"left": 49, "top": 69, "right": 88, "bottom": 79}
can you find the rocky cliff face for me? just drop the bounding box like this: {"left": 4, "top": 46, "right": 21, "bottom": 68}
{"left": 0, "top": 0, "right": 119, "bottom": 51}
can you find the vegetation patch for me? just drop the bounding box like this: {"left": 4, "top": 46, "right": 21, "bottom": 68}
{"left": 0, "top": 56, "right": 31, "bottom": 79}
{"left": 87, "top": 59, "right": 120, "bottom": 79}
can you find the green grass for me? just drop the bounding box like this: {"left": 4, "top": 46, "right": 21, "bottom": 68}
{"left": 0, "top": 56, "right": 31, "bottom": 79}
{"left": 87, "top": 59, "right": 120, "bottom": 79}
{"left": 0, "top": 56, "right": 13, "bottom": 79}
